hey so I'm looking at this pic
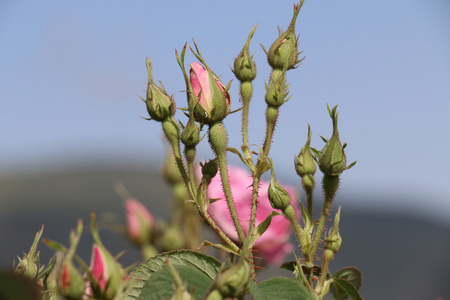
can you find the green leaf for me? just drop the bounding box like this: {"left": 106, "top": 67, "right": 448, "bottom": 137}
{"left": 248, "top": 211, "right": 281, "bottom": 248}
{"left": 330, "top": 267, "right": 363, "bottom": 300}
{"left": 125, "top": 250, "right": 221, "bottom": 300}
{"left": 331, "top": 267, "right": 362, "bottom": 294}
{"left": 137, "top": 264, "right": 213, "bottom": 300}
{"left": 248, "top": 280, "right": 267, "bottom": 300}
{"left": 227, "top": 147, "right": 253, "bottom": 170}
{"left": 251, "top": 277, "right": 315, "bottom": 300}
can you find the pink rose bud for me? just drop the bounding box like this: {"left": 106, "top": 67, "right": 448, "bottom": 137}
{"left": 58, "top": 260, "right": 85, "bottom": 299}
{"left": 125, "top": 198, "right": 154, "bottom": 245}
{"left": 189, "top": 62, "right": 231, "bottom": 124}
{"left": 205, "top": 166, "right": 300, "bottom": 264}
{"left": 88, "top": 212, "right": 126, "bottom": 299}
{"left": 89, "top": 244, "right": 125, "bottom": 299}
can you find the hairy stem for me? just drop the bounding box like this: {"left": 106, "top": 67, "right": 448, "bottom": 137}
{"left": 310, "top": 175, "right": 340, "bottom": 263}
{"left": 208, "top": 122, "right": 246, "bottom": 243}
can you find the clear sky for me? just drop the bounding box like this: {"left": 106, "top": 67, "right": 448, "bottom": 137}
{"left": 1, "top": 1, "right": 450, "bottom": 223}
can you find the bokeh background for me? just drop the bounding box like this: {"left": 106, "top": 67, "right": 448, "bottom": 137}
{"left": 1, "top": 0, "right": 450, "bottom": 299}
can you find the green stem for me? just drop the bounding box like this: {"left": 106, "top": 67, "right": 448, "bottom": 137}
{"left": 208, "top": 121, "right": 246, "bottom": 243}
{"left": 303, "top": 179, "right": 314, "bottom": 220}
{"left": 310, "top": 175, "right": 340, "bottom": 263}
{"left": 315, "top": 249, "right": 334, "bottom": 296}
{"left": 184, "top": 146, "right": 196, "bottom": 188}
{"left": 262, "top": 106, "right": 279, "bottom": 156}
{"left": 283, "top": 205, "right": 310, "bottom": 261}
{"left": 162, "top": 116, "right": 193, "bottom": 197}
{"left": 201, "top": 209, "right": 241, "bottom": 254}
{"left": 240, "top": 81, "right": 253, "bottom": 154}
{"left": 247, "top": 174, "right": 260, "bottom": 245}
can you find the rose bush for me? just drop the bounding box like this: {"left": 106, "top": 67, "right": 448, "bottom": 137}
{"left": 206, "top": 165, "right": 299, "bottom": 264}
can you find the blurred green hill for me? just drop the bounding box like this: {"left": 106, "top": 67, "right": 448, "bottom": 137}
{"left": 1, "top": 166, "right": 449, "bottom": 299}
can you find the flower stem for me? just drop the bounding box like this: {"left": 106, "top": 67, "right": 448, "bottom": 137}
{"left": 247, "top": 174, "right": 260, "bottom": 245}
{"left": 240, "top": 81, "right": 253, "bottom": 155}
{"left": 162, "top": 116, "right": 193, "bottom": 197}
{"left": 208, "top": 121, "right": 246, "bottom": 243}
{"left": 201, "top": 209, "right": 241, "bottom": 254}
{"left": 262, "top": 106, "right": 279, "bottom": 156}
{"left": 282, "top": 205, "right": 310, "bottom": 261}
{"left": 310, "top": 175, "right": 340, "bottom": 262}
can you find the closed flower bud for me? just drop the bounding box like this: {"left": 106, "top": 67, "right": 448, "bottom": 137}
{"left": 145, "top": 58, "right": 176, "bottom": 122}
{"left": 266, "top": 2, "right": 303, "bottom": 70}
{"left": 58, "top": 260, "right": 85, "bottom": 300}
{"left": 324, "top": 230, "right": 342, "bottom": 254}
{"left": 15, "top": 226, "right": 44, "bottom": 280}
{"left": 318, "top": 105, "right": 356, "bottom": 176}
{"left": 181, "top": 118, "right": 200, "bottom": 147}
{"left": 89, "top": 244, "right": 125, "bottom": 299}
{"left": 295, "top": 124, "right": 316, "bottom": 178}
{"left": 58, "top": 220, "right": 85, "bottom": 299}
{"left": 233, "top": 26, "right": 257, "bottom": 82}
{"left": 214, "top": 260, "right": 251, "bottom": 298}
{"left": 268, "top": 158, "right": 291, "bottom": 210}
{"left": 89, "top": 213, "right": 126, "bottom": 299}
{"left": 161, "top": 222, "right": 185, "bottom": 251}
{"left": 200, "top": 158, "right": 219, "bottom": 186}
{"left": 265, "top": 70, "right": 289, "bottom": 107}
{"left": 324, "top": 207, "right": 342, "bottom": 254}
{"left": 189, "top": 62, "right": 231, "bottom": 124}
{"left": 125, "top": 198, "right": 154, "bottom": 246}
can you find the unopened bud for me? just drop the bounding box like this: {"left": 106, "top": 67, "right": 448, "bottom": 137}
{"left": 265, "top": 70, "right": 288, "bottom": 107}
{"left": 324, "top": 207, "right": 342, "bottom": 254}
{"left": 58, "top": 260, "right": 85, "bottom": 299}
{"left": 295, "top": 124, "right": 316, "bottom": 178}
{"left": 89, "top": 213, "right": 126, "bottom": 299}
{"left": 145, "top": 58, "right": 176, "bottom": 122}
{"left": 324, "top": 230, "right": 342, "bottom": 254}
{"left": 233, "top": 26, "right": 257, "bottom": 82}
{"left": 318, "top": 105, "right": 356, "bottom": 176}
{"left": 189, "top": 61, "right": 231, "bottom": 124}
{"left": 15, "top": 226, "right": 44, "bottom": 280}
{"left": 125, "top": 198, "right": 154, "bottom": 246}
{"left": 200, "top": 159, "right": 219, "bottom": 186}
{"left": 266, "top": 2, "right": 304, "bottom": 70}
{"left": 181, "top": 118, "right": 200, "bottom": 147}
{"left": 162, "top": 222, "right": 185, "bottom": 251}
{"left": 214, "top": 260, "right": 251, "bottom": 298}
{"left": 268, "top": 158, "right": 291, "bottom": 210}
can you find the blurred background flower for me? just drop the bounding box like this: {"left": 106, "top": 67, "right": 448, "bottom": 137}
{"left": 206, "top": 165, "right": 299, "bottom": 264}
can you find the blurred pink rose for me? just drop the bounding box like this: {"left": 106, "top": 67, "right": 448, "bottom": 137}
{"left": 206, "top": 165, "right": 299, "bottom": 264}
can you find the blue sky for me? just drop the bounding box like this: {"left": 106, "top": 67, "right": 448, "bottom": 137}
{"left": 1, "top": 0, "right": 450, "bottom": 223}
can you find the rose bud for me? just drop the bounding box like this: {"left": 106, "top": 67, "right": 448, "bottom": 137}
{"left": 125, "top": 198, "right": 154, "bottom": 246}
{"left": 189, "top": 62, "right": 231, "bottom": 124}
{"left": 145, "top": 58, "right": 176, "bottom": 122}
